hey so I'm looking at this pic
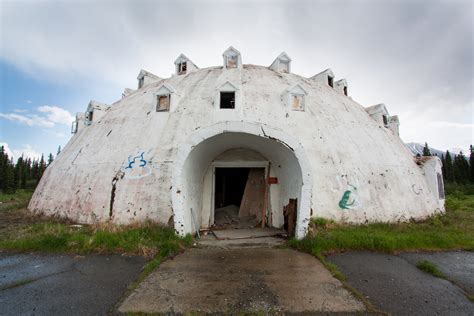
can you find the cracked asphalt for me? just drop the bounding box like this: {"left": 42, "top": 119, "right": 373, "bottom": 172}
{"left": 1, "top": 250, "right": 473, "bottom": 315}
{"left": 327, "top": 251, "right": 474, "bottom": 315}
{"left": 0, "top": 252, "right": 146, "bottom": 315}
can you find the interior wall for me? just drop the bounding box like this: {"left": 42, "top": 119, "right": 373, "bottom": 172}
{"left": 182, "top": 133, "right": 302, "bottom": 231}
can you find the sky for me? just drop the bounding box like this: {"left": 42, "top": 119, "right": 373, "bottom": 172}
{"left": 0, "top": 0, "right": 472, "bottom": 161}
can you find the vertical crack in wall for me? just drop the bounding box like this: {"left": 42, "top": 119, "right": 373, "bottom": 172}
{"left": 109, "top": 171, "right": 124, "bottom": 219}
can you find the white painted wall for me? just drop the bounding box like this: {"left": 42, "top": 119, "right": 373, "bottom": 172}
{"left": 30, "top": 63, "right": 443, "bottom": 239}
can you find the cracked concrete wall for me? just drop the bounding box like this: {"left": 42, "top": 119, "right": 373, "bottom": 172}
{"left": 29, "top": 64, "right": 444, "bottom": 237}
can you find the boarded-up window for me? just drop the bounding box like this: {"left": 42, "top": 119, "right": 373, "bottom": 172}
{"left": 437, "top": 173, "right": 445, "bottom": 199}
{"left": 226, "top": 55, "right": 238, "bottom": 68}
{"left": 328, "top": 76, "right": 334, "bottom": 87}
{"left": 157, "top": 95, "right": 170, "bottom": 112}
{"left": 291, "top": 94, "right": 304, "bottom": 111}
{"left": 220, "top": 92, "right": 235, "bottom": 109}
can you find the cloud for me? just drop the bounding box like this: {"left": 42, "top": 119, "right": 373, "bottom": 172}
{"left": 0, "top": 0, "right": 472, "bottom": 151}
{"left": 38, "top": 106, "right": 74, "bottom": 126}
{"left": 0, "top": 142, "right": 41, "bottom": 161}
{"left": 26, "top": 100, "right": 32, "bottom": 104}
{"left": 0, "top": 106, "right": 73, "bottom": 128}
{"left": 0, "top": 112, "right": 54, "bottom": 128}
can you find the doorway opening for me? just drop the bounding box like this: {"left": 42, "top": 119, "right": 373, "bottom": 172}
{"left": 213, "top": 167, "right": 266, "bottom": 229}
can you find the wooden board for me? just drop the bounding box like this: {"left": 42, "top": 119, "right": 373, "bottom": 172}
{"left": 238, "top": 168, "right": 265, "bottom": 221}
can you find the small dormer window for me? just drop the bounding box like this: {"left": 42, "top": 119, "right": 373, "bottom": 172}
{"left": 343, "top": 86, "right": 348, "bottom": 96}
{"left": 286, "top": 84, "right": 307, "bottom": 111}
{"left": 328, "top": 76, "right": 334, "bottom": 87}
{"left": 382, "top": 115, "right": 389, "bottom": 126}
{"left": 220, "top": 92, "right": 235, "bottom": 109}
{"left": 71, "top": 121, "right": 78, "bottom": 134}
{"left": 86, "top": 111, "right": 93, "bottom": 122}
{"left": 178, "top": 62, "right": 187, "bottom": 75}
{"left": 223, "top": 47, "right": 242, "bottom": 69}
{"left": 157, "top": 94, "right": 170, "bottom": 112}
{"left": 280, "top": 60, "right": 289, "bottom": 73}
{"left": 138, "top": 77, "right": 144, "bottom": 89}
{"left": 226, "top": 54, "right": 238, "bottom": 68}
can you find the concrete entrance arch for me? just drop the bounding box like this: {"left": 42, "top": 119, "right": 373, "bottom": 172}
{"left": 171, "top": 122, "right": 313, "bottom": 239}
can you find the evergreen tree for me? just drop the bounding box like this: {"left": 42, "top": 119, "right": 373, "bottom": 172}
{"left": 57, "top": 146, "right": 61, "bottom": 156}
{"left": 47, "top": 153, "right": 54, "bottom": 166}
{"left": 0, "top": 146, "right": 6, "bottom": 191}
{"left": 444, "top": 151, "right": 454, "bottom": 182}
{"left": 422, "top": 142, "right": 431, "bottom": 156}
{"left": 38, "top": 154, "right": 46, "bottom": 180}
{"left": 453, "top": 151, "right": 469, "bottom": 183}
{"left": 470, "top": 145, "right": 474, "bottom": 183}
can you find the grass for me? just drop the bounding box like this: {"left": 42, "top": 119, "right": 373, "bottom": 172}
{"left": 0, "top": 221, "right": 193, "bottom": 256}
{"left": 290, "top": 184, "right": 474, "bottom": 256}
{"left": 0, "top": 189, "right": 193, "bottom": 257}
{"left": 0, "top": 189, "right": 33, "bottom": 212}
{"left": 416, "top": 260, "right": 446, "bottom": 278}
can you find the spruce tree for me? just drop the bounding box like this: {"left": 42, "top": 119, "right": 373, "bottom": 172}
{"left": 47, "top": 153, "right": 54, "bottom": 166}
{"left": 422, "top": 142, "right": 431, "bottom": 156}
{"left": 453, "top": 152, "right": 469, "bottom": 183}
{"left": 57, "top": 146, "right": 61, "bottom": 156}
{"left": 470, "top": 145, "right": 474, "bottom": 183}
{"left": 38, "top": 154, "right": 46, "bottom": 181}
{"left": 0, "top": 146, "right": 5, "bottom": 191}
{"left": 444, "top": 151, "right": 454, "bottom": 182}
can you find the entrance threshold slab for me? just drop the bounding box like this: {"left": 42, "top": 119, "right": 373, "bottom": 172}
{"left": 211, "top": 228, "right": 286, "bottom": 240}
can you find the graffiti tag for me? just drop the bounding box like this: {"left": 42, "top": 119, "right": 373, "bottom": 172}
{"left": 338, "top": 185, "right": 357, "bottom": 209}
{"left": 122, "top": 151, "right": 152, "bottom": 179}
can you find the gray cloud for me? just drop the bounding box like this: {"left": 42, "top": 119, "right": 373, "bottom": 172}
{"left": 1, "top": 0, "right": 472, "bottom": 150}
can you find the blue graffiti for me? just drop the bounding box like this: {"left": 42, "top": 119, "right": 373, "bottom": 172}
{"left": 125, "top": 152, "right": 147, "bottom": 170}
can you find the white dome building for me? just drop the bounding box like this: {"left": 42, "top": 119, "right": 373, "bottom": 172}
{"left": 29, "top": 47, "right": 445, "bottom": 239}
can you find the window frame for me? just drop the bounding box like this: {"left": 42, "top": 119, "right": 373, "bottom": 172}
{"left": 156, "top": 94, "right": 171, "bottom": 112}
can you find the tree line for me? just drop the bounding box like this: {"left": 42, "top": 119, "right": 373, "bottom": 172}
{"left": 0, "top": 146, "right": 60, "bottom": 194}
{"left": 422, "top": 142, "right": 474, "bottom": 184}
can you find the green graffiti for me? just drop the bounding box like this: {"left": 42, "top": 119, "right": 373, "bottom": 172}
{"left": 339, "top": 185, "right": 357, "bottom": 210}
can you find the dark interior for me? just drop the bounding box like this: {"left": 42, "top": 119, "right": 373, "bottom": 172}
{"left": 220, "top": 92, "right": 235, "bottom": 109}
{"left": 214, "top": 167, "right": 249, "bottom": 209}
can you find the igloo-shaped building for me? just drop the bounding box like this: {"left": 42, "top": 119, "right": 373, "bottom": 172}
{"left": 29, "top": 47, "right": 445, "bottom": 239}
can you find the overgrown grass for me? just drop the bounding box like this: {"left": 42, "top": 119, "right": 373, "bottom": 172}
{"left": 0, "top": 189, "right": 33, "bottom": 212}
{"left": 416, "top": 260, "right": 446, "bottom": 278}
{"left": 290, "top": 184, "right": 474, "bottom": 256}
{"left": 0, "top": 221, "right": 193, "bottom": 256}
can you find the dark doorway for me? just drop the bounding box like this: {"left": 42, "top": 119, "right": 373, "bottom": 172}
{"left": 214, "top": 167, "right": 265, "bottom": 229}
{"left": 215, "top": 168, "right": 249, "bottom": 209}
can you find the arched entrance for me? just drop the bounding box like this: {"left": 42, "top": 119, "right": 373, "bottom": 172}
{"left": 171, "top": 122, "right": 312, "bottom": 239}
